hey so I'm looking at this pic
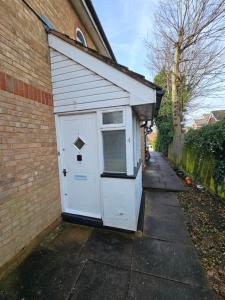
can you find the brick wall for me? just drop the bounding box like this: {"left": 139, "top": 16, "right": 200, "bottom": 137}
{"left": 0, "top": 89, "right": 60, "bottom": 269}
{"left": 0, "top": 0, "right": 97, "bottom": 273}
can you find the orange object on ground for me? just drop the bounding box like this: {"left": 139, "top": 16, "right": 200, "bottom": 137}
{"left": 184, "top": 176, "right": 192, "bottom": 185}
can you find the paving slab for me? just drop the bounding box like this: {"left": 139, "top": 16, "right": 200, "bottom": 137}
{"left": 145, "top": 190, "right": 180, "bottom": 207}
{"left": 132, "top": 237, "right": 207, "bottom": 286}
{"left": 143, "top": 152, "right": 188, "bottom": 191}
{"left": 149, "top": 203, "right": 186, "bottom": 221}
{"left": 69, "top": 260, "right": 129, "bottom": 300}
{"left": 128, "top": 272, "right": 216, "bottom": 300}
{"left": 144, "top": 190, "right": 191, "bottom": 243}
{"left": 80, "top": 228, "right": 134, "bottom": 268}
{"left": 48, "top": 222, "right": 92, "bottom": 257}
{"left": 144, "top": 215, "right": 191, "bottom": 244}
{"left": 0, "top": 223, "right": 92, "bottom": 300}
{"left": 0, "top": 248, "right": 83, "bottom": 300}
{"left": 0, "top": 248, "right": 56, "bottom": 300}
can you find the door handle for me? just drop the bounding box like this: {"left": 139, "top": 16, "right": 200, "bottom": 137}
{"left": 63, "top": 169, "right": 67, "bottom": 177}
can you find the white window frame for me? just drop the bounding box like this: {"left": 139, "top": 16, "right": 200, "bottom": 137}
{"left": 97, "top": 106, "right": 134, "bottom": 176}
{"left": 100, "top": 107, "right": 126, "bottom": 129}
{"left": 76, "top": 27, "right": 87, "bottom": 46}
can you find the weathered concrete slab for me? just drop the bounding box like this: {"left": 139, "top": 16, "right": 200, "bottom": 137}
{"left": 0, "top": 248, "right": 83, "bottom": 300}
{"left": 143, "top": 152, "right": 188, "bottom": 191}
{"left": 144, "top": 215, "right": 191, "bottom": 243}
{"left": 128, "top": 272, "right": 216, "bottom": 300}
{"left": 80, "top": 228, "right": 134, "bottom": 268}
{"left": 149, "top": 203, "right": 186, "bottom": 221}
{"left": 69, "top": 261, "right": 129, "bottom": 300}
{"left": 132, "top": 237, "right": 207, "bottom": 286}
{"left": 0, "top": 219, "right": 215, "bottom": 300}
{"left": 145, "top": 190, "right": 180, "bottom": 207}
{"left": 0, "top": 223, "right": 92, "bottom": 300}
{"left": 144, "top": 191, "right": 191, "bottom": 243}
{"left": 48, "top": 222, "right": 92, "bottom": 257}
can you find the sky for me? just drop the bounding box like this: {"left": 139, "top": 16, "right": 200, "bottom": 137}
{"left": 92, "top": 0, "right": 225, "bottom": 125}
{"left": 92, "top": 0, "right": 157, "bottom": 80}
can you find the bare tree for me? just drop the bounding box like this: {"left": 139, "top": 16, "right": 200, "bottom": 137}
{"left": 147, "top": 0, "right": 225, "bottom": 136}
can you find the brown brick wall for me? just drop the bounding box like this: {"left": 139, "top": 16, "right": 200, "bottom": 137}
{"left": 0, "top": 0, "right": 96, "bottom": 272}
{"left": 0, "top": 89, "right": 60, "bottom": 269}
{"left": 0, "top": 0, "right": 97, "bottom": 92}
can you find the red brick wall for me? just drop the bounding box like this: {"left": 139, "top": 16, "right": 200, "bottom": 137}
{"left": 0, "top": 0, "right": 97, "bottom": 274}
{"left": 0, "top": 72, "right": 53, "bottom": 106}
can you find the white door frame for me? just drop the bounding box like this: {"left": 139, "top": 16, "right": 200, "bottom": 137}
{"left": 55, "top": 112, "right": 102, "bottom": 218}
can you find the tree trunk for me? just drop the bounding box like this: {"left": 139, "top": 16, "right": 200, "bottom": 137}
{"left": 171, "top": 33, "right": 183, "bottom": 161}
{"left": 171, "top": 45, "right": 182, "bottom": 136}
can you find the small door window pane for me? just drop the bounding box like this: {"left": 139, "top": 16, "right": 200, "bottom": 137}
{"left": 103, "top": 130, "right": 126, "bottom": 173}
{"left": 102, "top": 111, "right": 123, "bottom": 125}
{"left": 74, "top": 137, "right": 85, "bottom": 150}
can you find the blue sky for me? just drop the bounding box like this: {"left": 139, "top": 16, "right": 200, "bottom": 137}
{"left": 92, "top": 0, "right": 225, "bottom": 124}
{"left": 92, "top": 0, "right": 157, "bottom": 81}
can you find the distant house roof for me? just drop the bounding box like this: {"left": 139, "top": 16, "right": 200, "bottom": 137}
{"left": 193, "top": 118, "right": 207, "bottom": 127}
{"left": 203, "top": 113, "right": 210, "bottom": 122}
{"left": 211, "top": 110, "right": 225, "bottom": 121}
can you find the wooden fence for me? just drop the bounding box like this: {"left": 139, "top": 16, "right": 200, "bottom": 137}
{"left": 168, "top": 135, "right": 225, "bottom": 199}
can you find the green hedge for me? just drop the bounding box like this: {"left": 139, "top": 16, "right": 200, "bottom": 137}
{"left": 155, "top": 113, "right": 173, "bottom": 155}
{"left": 183, "top": 119, "right": 225, "bottom": 197}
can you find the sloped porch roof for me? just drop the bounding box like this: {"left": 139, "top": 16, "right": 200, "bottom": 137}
{"left": 48, "top": 29, "right": 163, "bottom": 120}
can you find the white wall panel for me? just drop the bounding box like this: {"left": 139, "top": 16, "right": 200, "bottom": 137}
{"left": 135, "top": 165, "right": 142, "bottom": 222}
{"left": 50, "top": 49, "right": 129, "bottom": 111}
{"left": 101, "top": 177, "right": 136, "bottom": 231}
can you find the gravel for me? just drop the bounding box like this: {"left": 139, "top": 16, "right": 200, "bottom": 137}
{"left": 178, "top": 186, "right": 225, "bottom": 299}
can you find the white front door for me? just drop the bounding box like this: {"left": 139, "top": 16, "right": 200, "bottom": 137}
{"left": 59, "top": 113, "right": 101, "bottom": 219}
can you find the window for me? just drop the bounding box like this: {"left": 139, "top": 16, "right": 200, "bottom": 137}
{"left": 74, "top": 137, "right": 85, "bottom": 150}
{"left": 102, "top": 130, "right": 126, "bottom": 173}
{"left": 102, "top": 111, "right": 123, "bottom": 125}
{"left": 76, "top": 28, "right": 87, "bottom": 46}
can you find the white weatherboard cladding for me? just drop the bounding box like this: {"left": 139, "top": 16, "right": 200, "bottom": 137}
{"left": 48, "top": 34, "right": 156, "bottom": 106}
{"left": 50, "top": 49, "right": 129, "bottom": 113}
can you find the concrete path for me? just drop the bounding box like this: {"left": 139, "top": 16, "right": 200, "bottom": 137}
{"left": 0, "top": 152, "right": 215, "bottom": 300}
{"left": 141, "top": 152, "right": 215, "bottom": 299}
{"left": 143, "top": 152, "right": 188, "bottom": 191}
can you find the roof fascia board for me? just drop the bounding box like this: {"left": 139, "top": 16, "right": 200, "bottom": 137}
{"left": 81, "top": 0, "right": 112, "bottom": 56}
{"left": 48, "top": 34, "right": 156, "bottom": 103}
{"left": 70, "top": 0, "right": 112, "bottom": 59}
{"left": 130, "top": 93, "right": 156, "bottom": 106}
{"left": 82, "top": 0, "right": 116, "bottom": 61}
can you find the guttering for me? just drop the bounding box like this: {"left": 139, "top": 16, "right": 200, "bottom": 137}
{"left": 154, "top": 88, "right": 164, "bottom": 117}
